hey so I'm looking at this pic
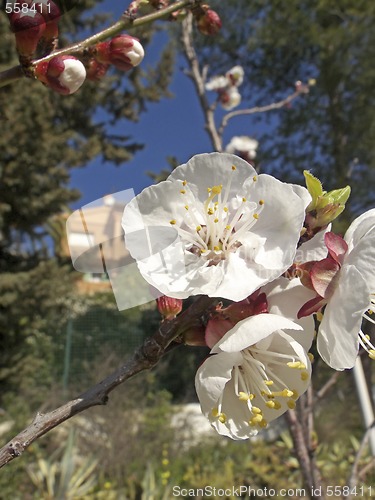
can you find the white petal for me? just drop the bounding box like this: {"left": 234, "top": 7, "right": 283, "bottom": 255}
{"left": 195, "top": 351, "right": 243, "bottom": 438}
{"left": 317, "top": 265, "right": 370, "bottom": 370}
{"left": 212, "top": 313, "right": 302, "bottom": 353}
{"left": 246, "top": 174, "right": 307, "bottom": 270}
{"left": 344, "top": 209, "right": 375, "bottom": 251}
{"left": 169, "top": 152, "right": 257, "bottom": 203}
{"left": 262, "top": 277, "right": 315, "bottom": 351}
{"left": 345, "top": 226, "right": 375, "bottom": 291}
{"left": 297, "top": 224, "right": 331, "bottom": 262}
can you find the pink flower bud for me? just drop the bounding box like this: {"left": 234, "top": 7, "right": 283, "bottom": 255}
{"left": 94, "top": 35, "right": 144, "bottom": 72}
{"left": 85, "top": 59, "right": 109, "bottom": 81}
{"left": 196, "top": 9, "right": 222, "bottom": 36}
{"left": 32, "top": 0, "right": 61, "bottom": 42}
{"left": 156, "top": 295, "right": 182, "bottom": 320}
{"left": 9, "top": 9, "right": 46, "bottom": 59}
{"left": 34, "top": 55, "right": 86, "bottom": 95}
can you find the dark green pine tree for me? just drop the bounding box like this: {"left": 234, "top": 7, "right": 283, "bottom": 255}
{"left": 0, "top": 0, "right": 175, "bottom": 404}
{"left": 195, "top": 0, "right": 375, "bottom": 216}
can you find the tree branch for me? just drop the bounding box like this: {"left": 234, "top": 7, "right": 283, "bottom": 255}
{"left": 0, "top": 0, "right": 202, "bottom": 88}
{"left": 181, "top": 14, "right": 223, "bottom": 152}
{"left": 0, "top": 295, "right": 218, "bottom": 469}
{"left": 218, "top": 89, "right": 304, "bottom": 137}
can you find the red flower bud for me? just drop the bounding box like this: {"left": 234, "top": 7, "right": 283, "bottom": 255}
{"left": 32, "top": 0, "right": 61, "bottom": 42}
{"left": 85, "top": 59, "right": 109, "bottom": 81}
{"left": 9, "top": 9, "right": 46, "bottom": 59}
{"left": 156, "top": 295, "right": 183, "bottom": 320}
{"left": 94, "top": 35, "right": 144, "bottom": 72}
{"left": 34, "top": 55, "right": 86, "bottom": 95}
{"left": 196, "top": 9, "right": 222, "bottom": 36}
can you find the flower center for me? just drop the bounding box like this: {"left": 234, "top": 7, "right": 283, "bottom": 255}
{"left": 211, "top": 342, "right": 310, "bottom": 430}
{"left": 169, "top": 164, "right": 264, "bottom": 265}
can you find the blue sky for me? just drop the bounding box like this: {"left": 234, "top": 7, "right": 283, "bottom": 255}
{"left": 69, "top": 1, "right": 267, "bottom": 209}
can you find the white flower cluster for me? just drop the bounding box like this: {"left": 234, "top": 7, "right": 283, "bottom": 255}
{"left": 205, "top": 65, "right": 244, "bottom": 110}
{"left": 122, "top": 152, "right": 375, "bottom": 440}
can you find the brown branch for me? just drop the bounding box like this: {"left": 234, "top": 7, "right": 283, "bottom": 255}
{"left": 316, "top": 371, "right": 340, "bottom": 400}
{"left": 218, "top": 89, "right": 304, "bottom": 137}
{"left": 0, "top": 0, "right": 202, "bottom": 88}
{"left": 181, "top": 14, "right": 223, "bottom": 152}
{"left": 0, "top": 295, "right": 218, "bottom": 469}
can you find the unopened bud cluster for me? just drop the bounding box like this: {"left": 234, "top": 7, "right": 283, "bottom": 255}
{"left": 7, "top": 0, "right": 220, "bottom": 95}
{"left": 8, "top": 0, "right": 61, "bottom": 63}
{"left": 6, "top": 1, "right": 145, "bottom": 95}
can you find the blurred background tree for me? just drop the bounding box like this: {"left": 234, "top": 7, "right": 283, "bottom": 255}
{"left": 0, "top": 0, "right": 175, "bottom": 407}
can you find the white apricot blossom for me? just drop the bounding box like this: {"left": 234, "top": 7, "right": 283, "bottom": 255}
{"left": 122, "top": 153, "right": 310, "bottom": 301}
{"left": 195, "top": 313, "right": 312, "bottom": 439}
{"left": 299, "top": 209, "right": 375, "bottom": 370}
{"left": 225, "top": 136, "right": 259, "bottom": 160}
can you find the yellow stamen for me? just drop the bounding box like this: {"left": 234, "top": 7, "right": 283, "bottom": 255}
{"left": 196, "top": 225, "right": 202, "bottom": 231}
{"left": 170, "top": 219, "right": 176, "bottom": 225}
{"left": 180, "top": 189, "right": 186, "bottom": 194}
{"left": 232, "top": 165, "right": 236, "bottom": 171}
{"left": 253, "top": 213, "right": 259, "bottom": 219}
{"left": 259, "top": 199, "right": 265, "bottom": 205}
{"left": 251, "top": 406, "right": 262, "bottom": 414}
{"left": 264, "top": 380, "right": 274, "bottom": 386}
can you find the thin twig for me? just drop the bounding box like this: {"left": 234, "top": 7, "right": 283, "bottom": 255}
{"left": 0, "top": 295, "right": 218, "bottom": 469}
{"left": 180, "top": 14, "right": 223, "bottom": 152}
{"left": 218, "top": 89, "right": 304, "bottom": 137}
{"left": 0, "top": 0, "right": 201, "bottom": 88}
{"left": 316, "top": 371, "right": 340, "bottom": 400}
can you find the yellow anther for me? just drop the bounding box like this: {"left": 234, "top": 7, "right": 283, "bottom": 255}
{"left": 170, "top": 219, "right": 176, "bottom": 225}
{"left": 365, "top": 334, "right": 371, "bottom": 340}
{"left": 242, "top": 197, "right": 247, "bottom": 202}
{"left": 281, "top": 389, "right": 294, "bottom": 398}
{"left": 253, "top": 175, "right": 257, "bottom": 182}
{"left": 213, "top": 246, "right": 220, "bottom": 251}
{"left": 249, "top": 393, "right": 255, "bottom": 400}
{"left": 316, "top": 311, "right": 323, "bottom": 322}
{"left": 196, "top": 225, "right": 202, "bottom": 231}
{"left": 264, "top": 380, "right": 274, "bottom": 386}
{"left": 185, "top": 205, "right": 189, "bottom": 210}
{"left": 214, "top": 218, "right": 219, "bottom": 223}
{"left": 180, "top": 189, "right": 186, "bottom": 194}
{"left": 266, "top": 401, "right": 276, "bottom": 409}
{"left": 273, "top": 401, "right": 282, "bottom": 410}
{"left": 250, "top": 414, "right": 263, "bottom": 424}
{"left": 224, "top": 207, "right": 229, "bottom": 212}
{"left": 291, "top": 390, "right": 299, "bottom": 400}
{"left": 211, "top": 408, "right": 219, "bottom": 417}
{"left": 259, "top": 419, "right": 268, "bottom": 428}
{"left": 287, "top": 361, "right": 301, "bottom": 369}
{"left": 232, "top": 165, "right": 236, "bottom": 171}
{"left": 207, "top": 187, "right": 212, "bottom": 193}
{"left": 287, "top": 400, "right": 296, "bottom": 409}
{"left": 301, "top": 371, "right": 309, "bottom": 381}
{"left": 251, "top": 406, "right": 262, "bottom": 414}
{"left": 207, "top": 208, "right": 214, "bottom": 215}
{"left": 238, "top": 392, "right": 250, "bottom": 401}
{"left": 368, "top": 350, "right": 375, "bottom": 360}
{"left": 211, "top": 185, "right": 222, "bottom": 195}
{"left": 308, "top": 353, "right": 314, "bottom": 362}
{"left": 253, "top": 213, "right": 259, "bottom": 219}
{"left": 218, "top": 413, "right": 227, "bottom": 423}
{"left": 225, "top": 225, "right": 231, "bottom": 230}
{"left": 259, "top": 199, "right": 265, "bottom": 205}
{"left": 182, "top": 180, "right": 187, "bottom": 186}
